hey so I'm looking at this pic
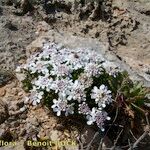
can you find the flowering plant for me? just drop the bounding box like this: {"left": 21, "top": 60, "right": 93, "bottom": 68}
{"left": 16, "top": 42, "right": 149, "bottom": 131}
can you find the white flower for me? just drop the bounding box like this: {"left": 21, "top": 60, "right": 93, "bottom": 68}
{"left": 29, "top": 89, "right": 44, "bottom": 106}
{"left": 89, "top": 51, "right": 104, "bottom": 63}
{"left": 78, "top": 102, "right": 90, "bottom": 115}
{"left": 51, "top": 53, "right": 65, "bottom": 63}
{"left": 16, "top": 42, "right": 119, "bottom": 130}
{"left": 36, "top": 61, "right": 49, "bottom": 74}
{"left": 50, "top": 64, "right": 71, "bottom": 77}
{"left": 85, "top": 62, "right": 102, "bottom": 77}
{"left": 78, "top": 73, "right": 93, "bottom": 88}
{"left": 102, "top": 61, "right": 119, "bottom": 77}
{"left": 51, "top": 97, "right": 74, "bottom": 116}
{"left": 33, "top": 76, "right": 53, "bottom": 90}
{"left": 64, "top": 52, "right": 83, "bottom": 70}
{"left": 86, "top": 108, "right": 97, "bottom": 125}
{"left": 51, "top": 99, "right": 67, "bottom": 116}
{"left": 65, "top": 103, "right": 74, "bottom": 116}
{"left": 91, "top": 85, "right": 112, "bottom": 108}
{"left": 27, "top": 62, "right": 37, "bottom": 73}
{"left": 67, "top": 80, "right": 86, "bottom": 102}
{"left": 86, "top": 108, "right": 111, "bottom": 131}
{"left": 50, "top": 78, "right": 73, "bottom": 94}
{"left": 95, "top": 111, "right": 110, "bottom": 131}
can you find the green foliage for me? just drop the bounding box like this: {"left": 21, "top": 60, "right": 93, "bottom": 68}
{"left": 71, "top": 68, "right": 84, "bottom": 81}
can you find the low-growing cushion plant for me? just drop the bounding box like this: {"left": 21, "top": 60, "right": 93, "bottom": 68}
{"left": 16, "top": 42, "right": 150, "bottom": 132}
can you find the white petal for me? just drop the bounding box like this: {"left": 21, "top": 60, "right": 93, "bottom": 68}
{"left": 24, "top": 97, "right": 29, "bottom": 103}
{"left": 38, "top": 95, "right": 42, "bottom": 99}
{"left": 93, "top": 86, "right": 98, "bottom": 92}
{"left": 15, "top": 66, "right": 21, "bottom": 72}
{"left": 57, "top": 111, "right": 61, "bottom": 116}
{"left": 87, "top": 120, "right": 93, "bottom": 125}
{"left": 53, "top": 107, "right": 58, "bottom": 112}
{"left": 67, "top": 95, "right": 72, "bottom": 101}
{"left": 51, "top": 104, "right": 56, "bottom": 108}
{"left": 100, "top": 84, "right": 105, "bottom": 90}
{"left": 101, "top": 128, "right": 105, "bottom": 132}
{"left": 106, "top": 117, "right": 111, "bottom": 120}
{"left": 32, "top": 101, "right": 37, "bottom": 106}
{"left": 102, "top": 104, "right": 106, "bottom": 108}
{"left": 53, "top": 99, "right": 57, "bottom": 103}
{"left": 36, "top": 99, "right": 41, "bottom": 103}
{"left": 65, "top": 112, "right": 69, "bottom": 116}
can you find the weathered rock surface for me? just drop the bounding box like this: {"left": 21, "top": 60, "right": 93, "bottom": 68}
{"left": 0, "top": 5, "right": 36, "bottom": 72}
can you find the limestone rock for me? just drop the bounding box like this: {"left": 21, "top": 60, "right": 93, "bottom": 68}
{"left": 50, "top": 130, "right": 60, "bottom": 141}
{"left": 0, "top": 87, "right": 6, "bottom": 97}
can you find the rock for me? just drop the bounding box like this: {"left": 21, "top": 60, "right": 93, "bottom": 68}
{"left": 17, "top": 101, "right": 24, "bottom": 108}
{"left": 5, "top": 0, "right": 13, "bottom": 6}
{"left": 19, "top": 113, "right": 27, "bottom": 119}
{"left": 26, "top": 29, "right": 107, "bottom": 57}
{"left": 11, "top": 88, "right": 18, "bottom": 95}
{"left": 80, "top": 126, "right": 101, "bottom": 148}
{"left": 0, "top": 129, "right": 13, "bottom": 141}
{"left": 0, "top": 100, "right": 9, "bottom": 124}
{"left": 4, "top": 21, "right": 18, "bottom": 31}
{"left": 0, "top": 6, "right": 2, "bottom": 15}
{"left": 19, "top": 107, "right": 26, "bottom": 112}
{"left": 26, "top": 37, "right": 48, "bottom": 57}
{"left": 6, "top": 116, "right": 17, "bottom": 123}
{"left": 28, "top": 117, "right": 39, "bottom": 127}
{"left": 80, "top": 126, "right": 112, "bottom": 149}
{"left": 50, "top": 130, "right": 60, "bottom": 141}
{"left": 0, "top": 129, "right": 5, "bottom": 138}
{"left": 0, "top": 87, "right": 6, "bottom": 97}
{"left": 35, "top": 21, "right": 50, "bottom": 36}
{"left": 112, "top": 0, "right": 128, "bottom": 9}
{"left": 8, "top": 101, "right": 19, "bottom": 112}
{"left": 10, "top": 121, "right": 20, "bottom": 127}
{"left": 16, "top": 73, "right": 26, "bottom": 83}
{"left": 20, "top": 129, "right": 26, "bottom": 136}
{"left": 0, "top": 71, "right": 13, "bottom": 87}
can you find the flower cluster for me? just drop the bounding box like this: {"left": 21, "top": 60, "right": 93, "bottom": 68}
{"left": 16, "top": 42, "right": 120, "bottom": 131}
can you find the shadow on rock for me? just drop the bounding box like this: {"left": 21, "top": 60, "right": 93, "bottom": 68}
{"left": 0, "top": 6, "right": 2, "bottom": 15}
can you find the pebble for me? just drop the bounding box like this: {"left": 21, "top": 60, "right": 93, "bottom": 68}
{"left": 37, "top": 132, "right": 46, "bottom": 139}
{"left": 18, "top": 92, "right": 23, "bottom": 96}
{"left": 11, "top": 88, "right": 18, "bottom": 95}
{"left": 6, "top": 116, "right": 16, "bottom": 123}
{"left": 20, "top": 106, "right": 26, "bottom": 112}
{"left": 23, "top": 96, "right": 29, "bottom": 104}
{"left": 28, "top": 118, "right": 39, "bottom": 127}
{"left": 50, "top": 130, "right": 60, "bottom": 141}
{"left": 0, "top": 129, "right": 5, "bottom": 138}
{"left": 11, "top": 121, "right": 20, "bottom": 127}
{"left": 0, "top": 73, "right": 12, "bottom": 87}
{"left": 19, "top": 113, "right": 27, "bottom": 119}
{"left": 0, "top": 88, "right": 6, "bottom": 97}
{"left": 64, "top": 130, "right": 71, "bottom": 138}
{"left": 17, "top": 101, "right": 24, "bottom": 108}
{"left": 20, "top": 129, "right": 26, "bottom": 136}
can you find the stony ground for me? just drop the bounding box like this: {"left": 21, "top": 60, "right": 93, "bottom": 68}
{"left": 0, "top": 0, "right": 150, "bottom": 150}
